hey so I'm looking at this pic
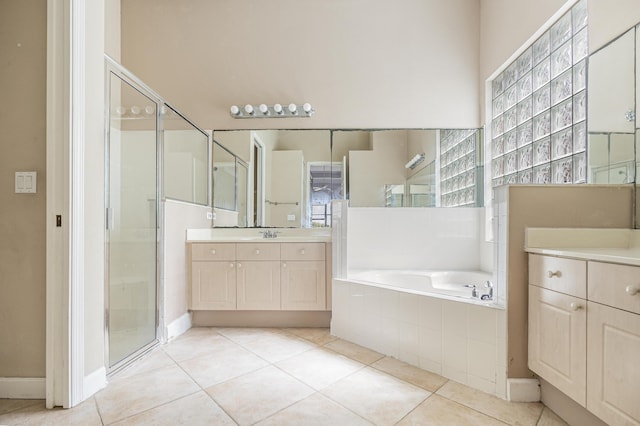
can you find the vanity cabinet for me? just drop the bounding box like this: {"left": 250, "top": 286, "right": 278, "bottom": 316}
{"left": 528, "top": 255, "right": 587, "bottom": 405}
{"left": 528, "top": 254, "right": 640, "bottom": 425}
{"left": 189, "top": 241, "right": 328, "bottom": 311}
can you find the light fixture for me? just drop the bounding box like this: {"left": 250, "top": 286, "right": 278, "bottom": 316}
{"left": 229, "top": 103, "right": 315, "bottom": 118}
{"left": 130, "top": 105, "right": 141, "bottom": 115}
{"left": 405, "top": 153, "right": 426, "bottom": 169}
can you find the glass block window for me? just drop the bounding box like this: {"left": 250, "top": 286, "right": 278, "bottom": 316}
{"left": 491, "top": 0, "right": 588, "bottom": 186}
{"left": 440, "top": 129, "right": 483, "bottom": 207}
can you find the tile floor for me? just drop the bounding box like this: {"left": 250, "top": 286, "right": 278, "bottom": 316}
{"left": 0, "top": 327, "right": 567, "bottom": 425}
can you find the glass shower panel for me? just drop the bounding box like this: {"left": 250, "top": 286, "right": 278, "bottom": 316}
{"left": 107, "top": 73, "right": 158, "bottom": 368}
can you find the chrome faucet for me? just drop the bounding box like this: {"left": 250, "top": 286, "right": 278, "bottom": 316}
{"left": 465, "top": 284, "right": 479, "bottom": 298}
{"left": 260, "top": 230, "right": 280, "bottom": 239}
{"left": 480, "top": 281, "right": 493, "bottom": 301}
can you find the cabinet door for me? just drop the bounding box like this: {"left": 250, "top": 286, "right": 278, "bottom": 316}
{"left": 587, "top": 301, "right": 640, "bottom": 425}
{"left": 528, "top": 285, "right": 586, "bottom": 406}
{"left": 281, "top": 261, "right": 326, "bottom": 310}
{"left": 191, "top": 262, "right": 236, "bottom": 310}
{"left": 237, "top": 261, "right": 281, "bottom": 310}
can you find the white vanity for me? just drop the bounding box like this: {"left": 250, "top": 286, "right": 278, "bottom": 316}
{"left": 186, "top": 228, "right": 332, "bottom": 326}
{"left": 525, "top": 228, "right": 640, "bottom": 426}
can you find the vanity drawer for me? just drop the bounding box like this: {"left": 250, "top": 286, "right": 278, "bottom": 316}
{"left": 236, "top": 243, "right": 280, "bottom": 261}
{"left": 281, "top": 243, "right": 325, "bottom": 261}
{"left": 191, "top": 243, "right": 236, "bottom": 261}
{"left": 588, "top": 261, "right": 640, "bottom": 315}
{"left": 529, "top": 254, "right": 587, "bottom": 298}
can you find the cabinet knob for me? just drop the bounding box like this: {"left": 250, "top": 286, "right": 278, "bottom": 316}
{"left": 569, "top": 302, "right": 583, "bottom": 311}
{"left": 283, "top": 263, "right": 287, "bottom": 268}
{"left": 238, "top": 263, "right": 242, "bottom": 268}
{"left": 625, "top": 285, "right": 640, "bottom": 296}
{"left": 300, "top": 249, "right": 305, "bottom": 255}
{"left": 230, "top": 263, "right": 234, "bottom": 268}
{"left": 547, "top": 270, "right": 562, "bottom": 278}
{"left": 211, "top": 249, "right": 216, "bottom": 255}
{"left": 255, "top": 249, "right": 260, "bottom": 255}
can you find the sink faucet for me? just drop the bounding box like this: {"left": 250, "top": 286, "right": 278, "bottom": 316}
{"left": 480, "top": 281, "right": 493, "bottom": 301}
{"left": 260, "top": 230, "right": 280, "bottom": 239}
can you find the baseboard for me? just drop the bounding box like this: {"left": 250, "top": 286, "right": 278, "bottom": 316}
{"left": 192, "top": 310, "right": 331, "bottom": 327}
{"left": 0, "top": 377, "right": 45, "bottom": 399}
{"left": 166, "top": 312, "right": 192, "bottom": 341}
{"left": 83, "top": 367, "right": 107, "bottom": 399}
{"left": 507, "top": 378, "right": 540, "bottom": 402}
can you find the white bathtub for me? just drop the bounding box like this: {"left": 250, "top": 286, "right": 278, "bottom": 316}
{"left": 347, "top": 269, "right": 494, "bottom": 303}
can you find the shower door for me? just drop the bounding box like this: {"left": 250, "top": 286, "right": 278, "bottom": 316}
{"left": 105, "top": 69, "right": 159, "bottom": 370}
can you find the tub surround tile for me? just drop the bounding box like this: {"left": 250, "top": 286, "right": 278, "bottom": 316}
{"left": 94, "top": 364, "right": 199, "bottom": 424}
{"left": 371, "top": 356, "right": 449, "bottom": 392}
{"left": 468, "top": 339, "right": 497, "bottom": 382}
{"left": 397, "top": 394, "right": 509, "bottom": 426}
{"left": 419, "top": 327, "right": 443, "bottom": 365}
{"left": 442, "top": 301, "right": 469, "bottom": 338}
{"left": 442, "top": 335, "right": 468, "bottom": 372}
{"left": 283, "top": 327, "right": 337, "bottom": 345}
{"left": 468, "top": 304, "right": 498, "bottom": 345}
{"left": 206, "top": 365, "right": 315, "bottom": 425}
{"left": 322, "top": 367, "right": 430, "bottom": 425}
{"left": 437, "top": 381, "right": 544, "bottom": 426}
{"left": 275, "top": 347, "right": 365, "bottom": 390}
{"left": 419, "top": 296, "right": 443, "bottom": 330}
{"left": 323, "top": 338, "right": 385, "bottom": 365}
{"left": 0, "top": 397, "right": 102, "bottom": 426}
{"left": 111, "top": 391, "right": 235, "bottom": 426}
{"left": 256, "top": 393, "right": 373, "bottom": 426}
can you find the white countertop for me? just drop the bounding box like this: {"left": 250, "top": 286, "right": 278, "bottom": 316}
{"left": 524, "top": 228, "right": 640, "bottom": 266}
{"left": 186, "top": 227, "right": 332, "bottom": 243}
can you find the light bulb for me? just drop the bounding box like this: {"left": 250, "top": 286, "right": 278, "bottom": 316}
{"left": 303, "top": 103, "right": 312, "bottom": 113}
{"left": 273, "top": 103, "right": 283, "bottom": 114}
{"left": 230, "top": 105, "right": 240, "bottom": 115}
{"left": 244, "top": 104, "right": 254, "bottom": 115}
{"left": 130, "top": 105, "right": 141, "bottom": 115}
{"left": 144, "top": 105, "right": 154, "bottom": 115}
{"left": 115, "top": 106, "right": 126, "bottom": 115}
{"left": 259, "top": 104, "right": 269, "bottom": 115}
{"left": 288, "top": 103, "right": 297, "bottom": 114}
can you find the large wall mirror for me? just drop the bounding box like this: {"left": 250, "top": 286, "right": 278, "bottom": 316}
{"left": 588, "top": 23, "right": 640, "bottom": 227}
{"left": 211, "top": 128, "right": 482, "bottom": 228}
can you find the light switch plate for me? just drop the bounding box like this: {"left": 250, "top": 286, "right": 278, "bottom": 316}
{"left": 287, "top": 214, "right": 295, "bottom": 221}
{"left": 15, "top": 171, "right": 37, "bottom": 193}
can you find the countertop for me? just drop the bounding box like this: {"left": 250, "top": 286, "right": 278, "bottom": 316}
{"left": 524, "top": 228, "right": 640, "bottom": 266}
{"left": 186, "top": 228, "right": 332, "bottom": 243}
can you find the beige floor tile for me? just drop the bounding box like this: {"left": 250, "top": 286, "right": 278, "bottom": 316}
{"left": 256, "top": 393, "right": 373, "bottom": 426}
{"left": 323, "top": 338, "right": 385, "bottom": 365}
{"left": 397, "top": 394, "right": 509, "bottom": 426}
{"left": 206, "top": 365, "right": 315, "bottom": 425}
{"left": 111, "top": 391, "right": 235, "bottom": 426}
{"left": 276, "top": 347, "right": 365, "bottom": 390}
{"left": 372, "top": 356, "right": 449, "bottom": 392}
{"left": 110, "top": 346, "right": 176, "bottom": 382}
{"left": 0, "top": 399, "right": 41, "bottom": 416}
{"left": 437, "top": 381, "right": 543, "bottom": 426}
{"left": 216, "top": 327, "right": 287, "bottom": 345}
{"left": 322, "top": 367, "right": 430, "bottom": 425}
{"left": 238, "top": 331, "right": 316, "bottom": 363}
{"left": 0, "top": 397, "right": 102, "bottom": 426}
{"left": 283, "top": 327, "right": 337, "bottom": 345}
{"left": 536, "top": 407, "right": 568, "bottom": 426}
{"left": 179, "top": 344, "right": 268, "bottom": 388}
{"left": 162, "top": 331, "right": 238, "bottom": 363}
{"left": 95, "top": 364, "right": 199, "bottom": 424}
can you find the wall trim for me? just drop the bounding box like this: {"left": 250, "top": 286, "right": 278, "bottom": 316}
{"left": 83, "top": 367, "right": 106, "bottom": 399}
{"left": 507, "top": 378, "right": 540, "bottom": 402}
{"left": 0, "top": 378, "right": 46, "bottom": 399}
{"left": 165, "top": 312, "right": 192, "bottom": 342}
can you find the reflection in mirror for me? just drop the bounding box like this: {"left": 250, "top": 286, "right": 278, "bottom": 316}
{"left": 406, "top": 161, "right": 436, "bottom": 207}
{"left": 212, "top": 141, "right": 249, "bottom": 227}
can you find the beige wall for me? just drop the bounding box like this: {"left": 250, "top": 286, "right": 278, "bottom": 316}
{"left": 0, "top": 0, "right": 47, "bottom": 378}
{"left": 121, "top": 0, "right": 481, "bottom": 130}
{"left": 105, "top": 0, "right": 121, "bottom": 61}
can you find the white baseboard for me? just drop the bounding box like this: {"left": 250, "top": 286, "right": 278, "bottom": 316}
{"left": 507, "top": 378, "right": 540, "bottom": 402}
{"left": 83, "top": 367, "right": 107, "bottom": 400}
{"left": 166, "top": 312, "right": 192, "bottom": 342}
{"left": 0, "top": 377, "right": 45, "bottom": 399}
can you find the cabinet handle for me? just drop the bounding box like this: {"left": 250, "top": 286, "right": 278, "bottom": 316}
{"left": 230, "top": 263, "right": 234, "bottom": 268}
{"left": 283, "top": 263, "right": 287, "bottom": 268}
{"left": 300, "top": 249, "right": 305, "bottom": 255}
{"left": 237, "top": 263, "right": 242, "bottom": 268}
{"left": 625, "top": 285, "right": 640, "bottom": 296}
{"left": 211, "top": 249, "right": 216, "bottom": 255}
{"left": 255, "top": 249, "right": 260, "bottom": 255}
{"left": 569, "top": 302, "right": 583, "bottom": 311}
{"left": 547, "top": 270, "right": 562, "bottom": 278}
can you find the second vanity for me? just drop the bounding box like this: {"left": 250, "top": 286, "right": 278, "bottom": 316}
{"left": 525, "top": 228, "right": 640, "bottom": 426}
{"left": 186, "top": 228, "right": 332, "bottom": 326}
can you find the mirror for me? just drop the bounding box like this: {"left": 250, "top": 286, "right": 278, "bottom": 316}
{"left": 212, "top": 128, "right": 483, "bottom": 228}
{"left": 587, "top": 24, "right": 639, "bottom": 227}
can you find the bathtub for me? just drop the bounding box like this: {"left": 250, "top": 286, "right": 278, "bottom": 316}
{"left": 347, "top": 269, "right": 495, "bottom": 303}
{"left": 331, "top": 269, "right": 507, "bottom": 398}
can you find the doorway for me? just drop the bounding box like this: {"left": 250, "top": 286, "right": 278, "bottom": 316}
{"left": 251, "top": 133, "right": 265, "bottom": 227}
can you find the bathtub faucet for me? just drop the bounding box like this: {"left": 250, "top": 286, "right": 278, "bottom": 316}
{"left": 480, "top": 281, "right": 493, "bottom": 301}
{"left": 465, "top": 284, "right": 479, "bottom": 298}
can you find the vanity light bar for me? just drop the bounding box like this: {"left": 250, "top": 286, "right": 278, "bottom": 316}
{"left": 405, "top": 153, "right": 426, "bottom": 169}
{"left": 230, "top": 103, "right": 315, "bottom": 118}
